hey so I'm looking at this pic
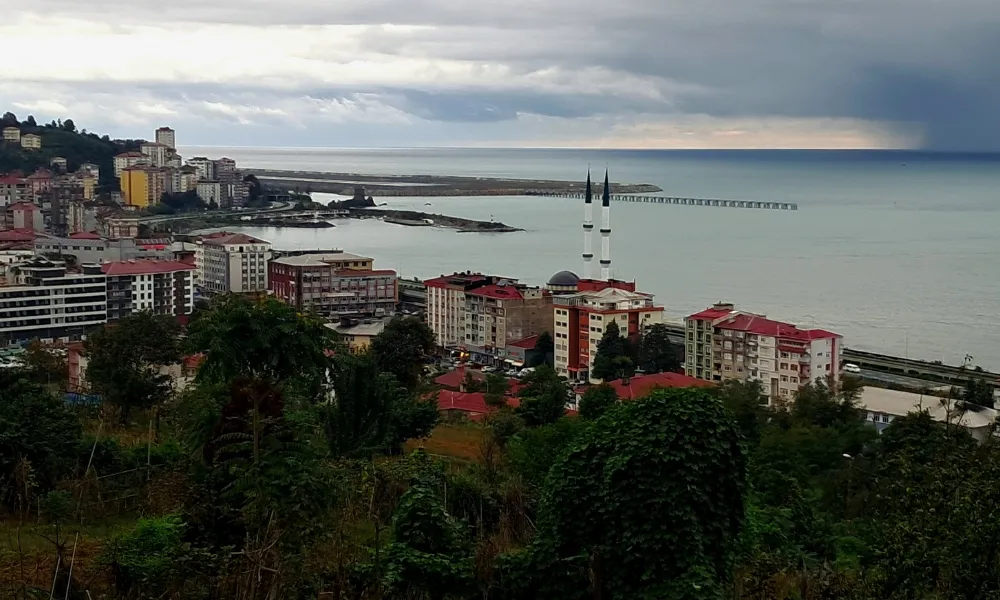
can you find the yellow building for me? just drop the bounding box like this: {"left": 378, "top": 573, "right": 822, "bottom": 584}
{"left": 324, "top": 319, "right": 387, "bottom": 353}
{"left": 120, "top": 167, "right": 150, "bottom": 208}
{"left": 80, "top": 174, "right": 96, "bottom": 200}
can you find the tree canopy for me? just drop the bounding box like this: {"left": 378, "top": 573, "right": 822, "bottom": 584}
{"left": 515, "top": 365, "right": 570, "bottom": 427}
{"left": 370, "top": 316, "right": 436, "bottom": 391}
{"left": 590, "top": 320, "right": 635, "bottom": 382}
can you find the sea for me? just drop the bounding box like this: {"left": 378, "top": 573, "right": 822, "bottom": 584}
{"left": 180, "top": 147, "right": 1000, "bottom": 371}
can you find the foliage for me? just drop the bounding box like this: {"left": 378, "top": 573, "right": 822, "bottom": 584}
{"left": 530, "top": 330, "right": 555, "bottom": 367}
{"left": 962, "top": 377, "right": 996, "bottom": 408}
{"left": 186, "top": 295, "right": 336, "bottom": 393}
{"left": 716, "top": 380, "right": 769, "bottom": 447}
{"left": 590, "top": 320, "right": 635, "bottom": 382}
{"left": 22, "top": 339, "right": 68, "bottom": 387}
{"left": 157, "top": 189, "right": 207, "bottom": 214}
{"left": 484, "top": 372, "right": 509, "bottom": 408}
{"left": 500, "top": 387, "right": 747, "bottom": 599}
{"left": 515, "top": 364, "right": 570, "bottom": 427}
{"left": 462, "top": 369, "right": 484, "bottom": 393}
{"left": 505, "top": 417, "right": 586, "bottom": 493}
{"left": 0, "top": 371, "right": 83, "bottom": 506}
{"left": 637, "top": 322, "right": 681, "bottom": 373}
{"left": 379, "top": 480, "right": 474, "bottom": 599}
{"left": 86, "top": 312, "right": 182, "bottom": 423}
{"left": 370, "top": 315, "right": 437, "bottom": 391}
{"left": 577, "top": 383, "right": 618, "bottom": 420}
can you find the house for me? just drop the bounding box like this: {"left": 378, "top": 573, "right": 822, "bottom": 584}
{"left": 3, "top": 127, "right": 21, "bottom": 143}
{"left": 435, "top": 390, "right": 521, "bottom": 421}
{"left": 859, "top": 386, "right": 998, "bottom": 442}
{"left": 324, "top": 318, "right": 388, "bottom": 352}
{"left": 601, "top": 371, "right": 713, "bottom": 401}
{"left": 20, "top": 134, "right": 41, "bottom": 150}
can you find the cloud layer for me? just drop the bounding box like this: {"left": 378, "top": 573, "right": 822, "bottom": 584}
{"left": 3, "top": 0, "right": 997, "bottom": 149}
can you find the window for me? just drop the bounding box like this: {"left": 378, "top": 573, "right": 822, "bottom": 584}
{"left": 780, "top": 362, "right": 788, "bottom": 369}
{"left": 724, "top": 365, "right": 732, "bottom": 371}
{"left": 780, "top": 352, "right": 789, "bottom": 359}
{"left": 781, "top": 375, "right": 788, "bottom": 382}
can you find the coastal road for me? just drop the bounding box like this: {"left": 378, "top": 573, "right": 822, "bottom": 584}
{"left": 137, "top": 201, "right": 293, "bottom": 224}
{"left": 858, "top": 369, "right": 949, "bottom": 390}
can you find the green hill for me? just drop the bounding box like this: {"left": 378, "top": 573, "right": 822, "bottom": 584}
{"left": 0, "top": 112, "right": 146, "bottom": 185}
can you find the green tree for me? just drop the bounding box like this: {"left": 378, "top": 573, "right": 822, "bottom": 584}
{"left": 462, "top": 369, "right": 484, "bottom": 393}
{"left": 515, "top": 365, "right": 569, "bottom": 427}
{"left": 962, "top": 377, "right": 996, "bottom": 408}
{"left": 500, "top": 387, "right": 747, "bottom": 599}
{"left": 0, "top": 371, "right": 82, "bottom": 506}
{"left": 370, "top": 316, "right": 436, "bottom": 391}
{"left": 529, "top": 330, "right": 554, "bottom": 367}
{"left": 22, "top": 340, "right": 68, "bottom": 387}
{"left": 86, "top": 312, "right": 183, "bottom": 423}
{"left": 716, "top": 379, "right": 768, "bottom": 447}
{"left": 186, "top": 295, "right": 335, "bottom": 394}
{"left": 637, "top": 323, "right": 681, "bottom": 373}
{"left": 484, "top": 372, "right": 509, "bottom": 408}
{"left": 578, "top": 383, "right": 618, "bottom": 420}
{"left": 505, "top": 417, "right": 586, "bottom": 492}
{"left": 380, "top": 480, "right": 474, "bottom": 600}
{"left": 590, "top": 320, "right": 634, "bottom": 382}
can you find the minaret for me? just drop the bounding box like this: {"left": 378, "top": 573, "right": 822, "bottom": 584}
{"left": 600, "top": 169, "right": 612, "bottom": 280}
{"left": 582, "top": 171, "right": 594, "bottom": 280}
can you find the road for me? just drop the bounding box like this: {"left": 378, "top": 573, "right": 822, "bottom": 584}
{"left": 137, "top": 201, "right": 293, "bottom": 224}
{"left": 858, "top": 369, "right": 949, "bottom": 390}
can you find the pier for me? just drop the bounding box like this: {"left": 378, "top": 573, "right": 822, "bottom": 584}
{"left": 539, "top": 192, "right": 798, "bottom": 211}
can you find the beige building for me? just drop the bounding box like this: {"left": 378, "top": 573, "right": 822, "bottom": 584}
{"left": 155, "top": 127, "right": 176, "bottom": 149}
{"left": 20, "top": 134, "right": 41, "bottom": 150}
{"left": 463, "top": 281, "right": 553, "bottom": 367}
{"left": 197, "top": 232, "right": 272, "bottom": 295}
{"left": 424, "top": 272, "right": 505, "bottom": 348}
{"left": 3, "top": 127, "right": 21, "bottom": 143}
{"left": 684, "top": 303, "right": 843, "bottom": 400}
{"left": 140, "top": 142, "right": 170, "bottom": 167}
{"left": 113, "top": 152, "right": 148, "bottom": 177}
{"left": 325, "top": 318, "right": 387, "bottom": 352}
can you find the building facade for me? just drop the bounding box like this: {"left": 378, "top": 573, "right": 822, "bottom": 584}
{"left": 102, "top": 260, "right": 195, "bottom": 321}
{"left": 20, "top": 134, "right": 41, "bottom": 150}
{"left": 553, "top": 281, "right": 664, "bottom": 383}
{"left": 155, "top": 127, "right": 176, "bottom": 149}
{"left": 9, "top": 202, "right": 43, "bottom": 231}
{"left": 463, "top": 282, "right": 553, "bottom": 366}
{"left": 424, "top": 272, "right": 498, "bottom": 348}
{"left": 0, "top": 258, "right": 107, "bottom": 345}
{"left": 140, "top": 142, "right": 170, "bottom": 167}
{"left": 196, "top": 181, "right": 223, "bottom": 205}
{"left": 186, "top": 157, "right": 214, "bottom": 182}
{"left": 2, "top": 127, "right": 20, "bottom": 143}
{"left": 684, "top": 303, "right": 843, "bottom": 399}
{"left": 198, "top": 233, "right": 272, "bottom": 295}
{"left": 0, "top": 175, "right": 29, "bottom": 206}
{"left": 113, "top": 152, "right": 147, "bottom": 177}
{"left": 269, "top": 252, "right": 396, "bottom": 317}
{"left": 324, "top": 318, "right": 388, "bottom": 352}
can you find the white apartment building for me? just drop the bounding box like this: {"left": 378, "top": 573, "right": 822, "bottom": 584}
{"left": 198, "top": 232, "right": 272, "bottom": 295}
{"left": 113, "top": 152, "right": 148, "bottom": 177}
{"left": 0, "top": 258, "right": 107, "bottom": 346}
{"left": 3, "top": 127, "right": 20, "bottom": 143}
{"left": 140, "top": 142, "right": 170, "bottom": 167}
{"left": 186, "top": 157, "right": 215, "bottom": 181}
{"left": 20, "top": 134, "right": 41, "bottom": 150}
{"left": 423, "top": 272, "right": 496, "bottom": 348}
{"left": 685, "top": 303, "right": 843, "bottom": 399}
{"left": 102, "top": 260, "right": 195, "bottom": 321}
{"left": 196, "top": 181, "right": 223, "bottom": 205}
{"left": 155, "top": 127, "right": 176, "bottom": 149}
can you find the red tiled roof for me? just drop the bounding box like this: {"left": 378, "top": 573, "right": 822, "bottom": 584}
{"left": 0, "top": 229, "right": 37, "bottom": 242}
{"left": 435, "top": 390, "right": 520, "bottom": 420}
{"left": 605, "top": 372, "right": 713, "bottom": 400}
{"left": 713, "top": 313, "right": 840, "bottom": 342}
{"left": 688, "top": 307, "right": 733, "bottom": 320}
{"left": 0, "top": 175, "right": 25, "bottom": 185}
{"left": 69, "top": 231, "right": 102, "bottom": 240}
{"left": 467, "top": 284, "right": 523, "bottom": 300}
{"left": 333, "top": 269, "right": 397, "bottom": 277}
{"left": 115, "top": 152, "right": 145, "bottom": 158}
{"left": 101, "top": 260, "right": 195, "bottom": 276}
{"left": 7, "top": 202, "right": 37, "bottom": 210}
{"left": 508, "top": 335, "right": 539, "bottom": 349}
{"left": 434, "top": 367, "right": 521, "bottom": 395}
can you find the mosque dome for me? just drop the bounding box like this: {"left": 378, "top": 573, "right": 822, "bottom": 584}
{"left": 547, "top": 270, "right": 580, "bottom": 287}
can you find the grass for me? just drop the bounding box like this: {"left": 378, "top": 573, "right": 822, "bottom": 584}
{"left": 406, "top": 422, "right": 488, "bottom": 462}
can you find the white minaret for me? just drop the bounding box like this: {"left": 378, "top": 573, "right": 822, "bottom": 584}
{"left": 600, "top": 170, "right": 612, "bottom": 280}
{"left": 582, "top": 171, "right": 594, "bottom": 280}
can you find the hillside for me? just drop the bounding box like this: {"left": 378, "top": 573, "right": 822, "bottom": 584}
{"left": 0, "top": 112, "right": 145, "bottom": 185}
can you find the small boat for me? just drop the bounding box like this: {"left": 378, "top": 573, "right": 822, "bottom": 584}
{"left": 424, "top": 202, "right": 432, "bottom": 206}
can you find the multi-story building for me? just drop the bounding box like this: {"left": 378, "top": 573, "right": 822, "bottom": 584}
{"left": 49, "top": 157, "right": 68, "bottom": 172}
{"left": 102, "top": 260, "right": 194, "bottom": 321}
{"left": 140, "top": 142, "right": 170, "bottom": 167}
{"left": 424, "top": 272, "right": 501, "bottom": 348}
{"left": 324, "top": 317, "right": 389, "bottom": 352}
{"left": 269, "top": 252, "right": 396, "bottom": 317}
{"left": 196, "top": 181, "right": 223, "bottom": 206}
{"left": 67, "top": 202, "right": 99, "bottom": 235}
{"left": 398, "top": 277, "right": 427, "bottom": 315}
{"left": 186, "top": 157, "right": 214, "bottom": 182}
{"left": 684, "top": 303, "right": 843, "bottom": 399}
{"left": 0, "top": 257, "right": 107, "bottom": 345}
{"left": 79, "top": 163, "right": 100, "bottom": 181}
{"left": 33, "top": 234, "right": 171, "bottom": 264}
{"left": 2, "top": 127, "right": 20, "bottom": 143}
{"left": 171, "top": 166, "right": 199, "bottom": 193}
{"left": 213, "top": 158, "right": 237, "bottom": 182}
{"left": 198, "top": 232, "right": 272, "bottom": 295}
{"left": 9, "top": 202, "right": 43, "bottom": 231}
{"left": 463, "top": 281, "right": 553, "bottom": 366}
{"left": 113, "top": 152, "right": 147, "bottom": 177}
{"left": 155, "top": 127, "right": 176, "bottom": 149}
{"left": 553, "top": 280, "right": 664, "bottom": 383}
{"left": 0, "top": 175, "right": 29, "bottom": 206}
{"left": 120, "top": 167, "right": 166, "bottom": 208}
{"left": 20, "top": 134, "right": 41, "bottom": 150}
{"left": 26, "top": 170, "right": 53, "bottom": 200}
{"left": 105, "top": 217, "right": 140, "bottom": 239}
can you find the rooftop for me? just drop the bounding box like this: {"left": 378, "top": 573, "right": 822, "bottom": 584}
{"left": 101, "top": 260, "right": 195, "bottom": 276}
{"left": 333, "top": 269, "right": 396, "bottom": 277}
{"left": 706, "top": 310, "right": 839, "bottom": 341}
{"left": 603, "top": 371, "right": 713, "bottom": 400}
{"left": 0, "top": 229, "right": 40, "bottom": 242}
{"left": 434, "top": 390, "right": 521, "bottom": 420}
{"left": 424, "top": 272, "right": 490, "bottom": 288}
{"left": 201, "top": 233, "right": 269, "bottom": 246}
{"left": 860, "top": 387, "right": 998, "bottom": 430}
{"left": 0, "top": 175, "right": 25, "bottom": 185}
{"left": 325, "top": 320, "right": 387, "bottom": 338}
{"left": 69, "top": 231, "right": 102, "bottom": 240}
{"left": 115, "top": 152, "right": 146, "bottom": 158}
{"left": 271, "top": 252, "right": 372, "bottom": 266}
{"left": 467, "top": 284, "right": 523, "bottom": 300}
{"left": 508, "top": 335, "right": 539, "bottom": 349}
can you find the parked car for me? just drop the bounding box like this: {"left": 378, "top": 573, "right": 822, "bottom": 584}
{"left": 844, "top": 363, "right": 862, "bottom": 374}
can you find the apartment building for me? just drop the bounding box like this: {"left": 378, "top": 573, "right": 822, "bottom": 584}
{"left": 104, "top": 217, "right": 140, "bottom": 239}
{"left": 186, "top": 157, "right": 214, "bottom": 181}
{"left": 140, "top": 142, "right": 170, "bottom": 167}
{"left": 424, "top": 272, "right": 505, "bottom": 348}
{"left": 269, "top": 252, "right": 396, "bottom": 317}
{"left": 196, "top": 181, "right": 223, "bottom": 205}
{"left": 684, "top": 303, "right": 843, "bottom": 399}
{"left": 463, "top": 282, "right": 553, "bottom": 366}
{"left": 155, "top": 127, "right": 176, "bottom": 149}
{"left": 553, "top": 280, "right": 664, "bottom": 383}
{"left": 198, "top": 232, "right": 271, "bottom": 295}
{"left": 3, "top": 127, "right": 20, "bottom": 143}
{"left": 20, "top": 134, "right": 41, "bottom": 150}
{"left": 113, "top": 152, "right": 147, "bottom": 177}
{"left": 0, "top": 257, "right": 107, "bottom": 346}
{"left": 0, "top": 175, "right": 29, "bottom": 205}
{"left": 102, "top": 260, "right": 194, "bottom": 321}
{"left": 34, "top": 234, "right": 171, "bottom": 264}
{"left": 8, "top": 202, "right": 43, "bottom": 231}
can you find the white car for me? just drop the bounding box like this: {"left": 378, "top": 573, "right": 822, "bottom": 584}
{"left": 844, "top": 363, "right": 862, "bottom": 374}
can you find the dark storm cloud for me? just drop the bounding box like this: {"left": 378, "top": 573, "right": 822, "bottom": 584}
{"left": 10, "top": 0, "right": 1000, "bottom": 149}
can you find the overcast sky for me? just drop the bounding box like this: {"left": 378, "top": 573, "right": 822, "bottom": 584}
{"left": 3, "top": 0, "right": 998, "bottom": 150}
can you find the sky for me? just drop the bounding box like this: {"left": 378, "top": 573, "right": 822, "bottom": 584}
{"left": 2, "top": 0, "right": 998, "bottom": 150}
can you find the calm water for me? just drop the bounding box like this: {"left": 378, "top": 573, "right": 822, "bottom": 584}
{"left": 183, "top": 147, "right": 1000, "bottom": 370}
